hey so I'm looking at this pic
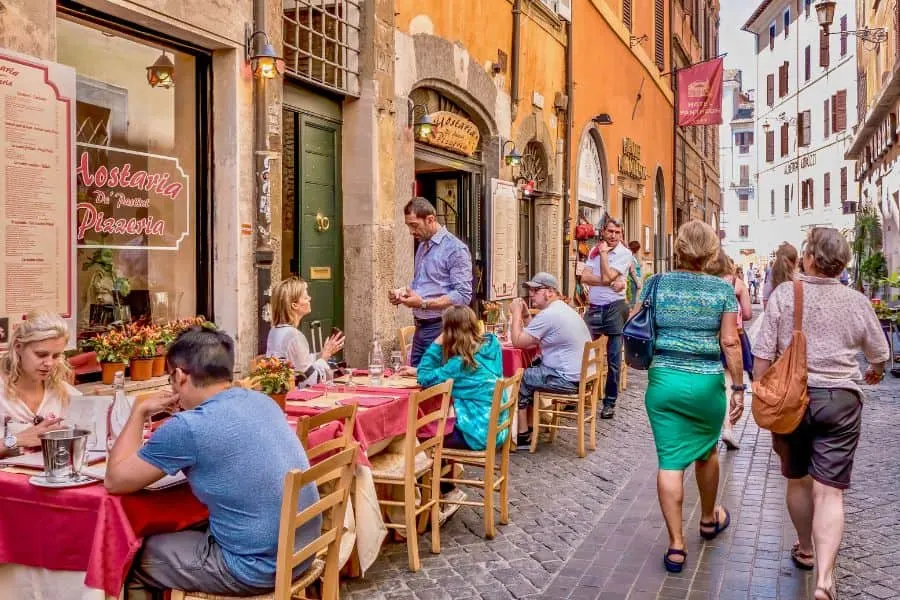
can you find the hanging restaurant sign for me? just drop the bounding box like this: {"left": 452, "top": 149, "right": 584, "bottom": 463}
{"left": 75, "top": 143, "right": 190, "bottom": 250}
{"left": 419, "top": 111, "right": 480, "bottom": 157}
{"left": 618, "top": 137, "right": 648, "bottom": 180}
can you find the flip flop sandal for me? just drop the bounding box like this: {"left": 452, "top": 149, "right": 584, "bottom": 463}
{"left": 663, "top": 548, "right": 687, "bottom": 573}
{"left": 699, "top": 507, "right": 731, "bottom": 540}
{"left": 791, "top": 541, "right": 815, "bottom": 570}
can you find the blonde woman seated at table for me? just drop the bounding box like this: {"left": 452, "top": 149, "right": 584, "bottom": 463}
{"left": 267, "top": 276, "right": 344, "bottom": 386}
{"left": 400, "top": 306, "right": 505, "bottom": 451}
{"left": 0, "top": 312, "right": 76, "bottom": 457}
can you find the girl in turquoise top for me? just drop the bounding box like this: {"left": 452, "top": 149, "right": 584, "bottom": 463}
{"left": 404, "top": 306, "right": 505, "bottom": 451}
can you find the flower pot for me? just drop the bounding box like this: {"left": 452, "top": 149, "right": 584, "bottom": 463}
{"left": 152, "top": 355, "right": 166, "bottom": 378}
{"left": 130, "top": 358, "right": 155, "bottom": 382}
{"left": 101, "top": 362, "right": 126, "bottom": 385}
{"left": 269, "top": 392, "right": 287, "bottom": 411}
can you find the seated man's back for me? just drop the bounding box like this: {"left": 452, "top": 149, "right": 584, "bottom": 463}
{"left": 139, "top": 386, "right": 321, "bottom": 588}
{"left": 527, "top": 299, "right": 592, "bottom": 381}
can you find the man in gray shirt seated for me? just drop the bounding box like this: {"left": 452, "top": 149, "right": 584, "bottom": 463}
{"left": 509, "top": 272, "right": 592, "bottom": 447}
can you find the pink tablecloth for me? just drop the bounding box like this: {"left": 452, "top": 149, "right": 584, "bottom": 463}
{"left": 0, "top": 472, "right": 207, "bottom": 596}
{"left": 502, "top": 345, "right": 538, "bottom": 377}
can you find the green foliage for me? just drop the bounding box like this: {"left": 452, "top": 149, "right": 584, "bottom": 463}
{"left": 860, "top": 252, "right": 888, "bottom": 287}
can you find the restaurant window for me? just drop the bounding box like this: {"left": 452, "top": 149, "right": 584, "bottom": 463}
{"left": 770, "top": 190, "right": 776, "bottom": 215}
{"left": 739, "top": 193, "right": 749, "bottom": 213}
{"left": 57, "top": 15, "right": 208, "bottom": 336}
{"left": 739, "top": 225, "right": 749, "bottom": 239}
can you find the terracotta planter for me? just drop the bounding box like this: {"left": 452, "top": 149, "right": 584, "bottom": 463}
{"left": 130, "top": 358, "right": 155, "bottom": 382}
{"left": 269, "top": 392, "right": 287, "bottom": 411}
{"left": 101, "top": 362, "right": 126, "bottom": 385}
{"left": 152, "top": 355, "right": 166, "bottom": 377}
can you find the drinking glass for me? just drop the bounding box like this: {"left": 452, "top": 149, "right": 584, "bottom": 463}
{"left": 368, "top": 362, "right": 384, "bottom": 386}
{"left": 323, "top": 368, "right": 337, "bottom": 401}
{"left": 390, "top": 351, "right": 403, "bottom": 378}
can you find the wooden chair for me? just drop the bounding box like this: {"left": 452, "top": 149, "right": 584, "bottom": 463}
{"left": 296, "top": 404, "right": 358, "bottom": 461}
{"left": 438, "top": 371, "right": 522, "bottom": 539}
{"left": 171, "top": 444, "right": 358, "bottom": 600}
{"left": 369, "top": 381, "right": 452, "bottom": 571}
{"left": 476, "top": 319, "right": 486, "bottom": 336}
{"left": 619, "top": 346, "right": 628, "bottom": 392}
{"left": 530, "top": 338, "right": 606, "bottom": 458}
{"left": 398, "top": 325, "right": 416, "bottom": 365}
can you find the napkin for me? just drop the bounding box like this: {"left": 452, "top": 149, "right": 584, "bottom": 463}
{"left": 338, "top": 395, "right": 398, "bottom": 408}
{"left": 291, "top": 390, "right": 324, "bottom": 401}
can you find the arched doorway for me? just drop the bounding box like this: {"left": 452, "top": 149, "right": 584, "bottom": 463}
{"left": 654, "top": 168, "right": 668, "bottom": 273}
{"left": 576, "top": 129, "right": 608, "bottom": 229}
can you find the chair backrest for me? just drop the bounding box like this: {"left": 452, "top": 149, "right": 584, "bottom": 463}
{"left": 273, "top": 444, "right": 358, "bottom": 600}
{"left": 578, "top": 338, "right": 608, "bottom": 405}
{"left": 399, "top": 325, "right": 416, "bottom": 364}
{"left": 401, "top": 380, "right": 453, "bottom": 483}
{"left": 484, "top": 370, "right": 523, "bottom": 457}
{"left": 296, "top": 404, "right": 358, "bottom": 462}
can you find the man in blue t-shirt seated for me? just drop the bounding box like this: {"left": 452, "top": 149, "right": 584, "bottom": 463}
{"left": 105, "top": 326, "right": 321, "bottom": 599}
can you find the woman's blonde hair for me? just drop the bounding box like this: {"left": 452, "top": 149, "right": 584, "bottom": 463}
{"left": 771, "top": 242, "right": 799, "bottom": 290}
{"left": 441, "top": 306, "right": 483, "bottom": 370}
{"left": 0, "top": 312, "right": 72, "bottom": 401}
{"left": 675, "top": 220, "right": 720, "bottom": 272}
{"left": 270, "top": 277, "right": 308, "bottom": 326}
{"left": 706, "top": 249, "right": 735, "bottom": 278}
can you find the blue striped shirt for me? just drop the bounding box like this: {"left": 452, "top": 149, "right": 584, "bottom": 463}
{"left": 411, "top": 227, "right": 473, "bottom": 320}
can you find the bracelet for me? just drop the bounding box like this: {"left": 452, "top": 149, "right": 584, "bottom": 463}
{"left": 731, "top": 384, "right": 747, "bottom": 392}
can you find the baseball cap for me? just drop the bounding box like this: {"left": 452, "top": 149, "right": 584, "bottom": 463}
{"left": 522, "top": 272, "right": 559, "bottom": 291}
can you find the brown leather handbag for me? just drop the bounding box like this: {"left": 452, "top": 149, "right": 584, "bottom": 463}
{"left": 751, "top": 280, "right": 809, "bottom": 434}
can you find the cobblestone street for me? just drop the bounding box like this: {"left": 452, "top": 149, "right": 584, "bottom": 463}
{"left": 343, "top": 365, "right": 900, "bottom": 600}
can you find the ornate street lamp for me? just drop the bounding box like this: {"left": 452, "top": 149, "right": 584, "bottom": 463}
{"left": 814, "top": 1, "right": 836, "bottom": 31}
{"left": 408, "top": 102, "right": 434, "bottom": 139}
{"left": 815, "top": 0, "right": 886, "bottom": 45}
{"left": 502, "top": 140, "right": 522, "bottom": 167}
{"left": 146, "top": 51, "right": 175, "bottom": 89}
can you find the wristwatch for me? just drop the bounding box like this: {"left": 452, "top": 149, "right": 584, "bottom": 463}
{"left": 3, "top": 434, "right": 17, "bottom": 450}
{"left": 731, "top": 384, "right": 747, "bottom": 392}
{"left": 420, "top": 299, "right": 428, "bottom": 310}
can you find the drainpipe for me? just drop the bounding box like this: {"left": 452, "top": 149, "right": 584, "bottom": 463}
{"left": 562, "top": 17, "right": 573, "bottom": 296}
{"left": 253, "top": 0, "right": 275, "bottom": 354}
{"left": 511, "top": 0, "right": 522, "bottom": 122}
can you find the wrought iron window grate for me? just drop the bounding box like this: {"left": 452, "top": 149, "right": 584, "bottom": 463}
{"left": 283, "top": 0, "right": 360, "bottom": 97}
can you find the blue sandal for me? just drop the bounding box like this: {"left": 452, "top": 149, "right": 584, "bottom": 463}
{"left": 699, "top": 507, "right": 731, "bottom": 540}
{"left": 663, "top": 548, "right": 686, "bottom": 573}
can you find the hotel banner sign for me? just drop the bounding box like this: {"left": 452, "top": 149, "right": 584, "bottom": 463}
{"left": 677, "top": 57, "right": 724, "bottom": 127}
{"left": 76, "top": 143, "right": 190, "bottom": 251}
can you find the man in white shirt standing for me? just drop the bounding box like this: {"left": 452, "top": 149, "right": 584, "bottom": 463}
{"left": 579, "top": 216, "right": 631, "bottom": 420}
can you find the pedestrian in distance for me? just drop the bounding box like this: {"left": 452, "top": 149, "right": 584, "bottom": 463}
{"left": 762, "top": 242, "right": 798, "bottom": 309}
{"left": 626, "top": 240, "right": 643, "bottom": 309}
{"left": 579, "top": 215, "right": 629, "bottom": 419}
{"left": 391, "top": 197, "right": 473, "bottom": 367}
{"left": 753, "top": 227, "right": 889, "bottom": 600}
{"left": 632, "top": 220, "right": 744, "bottom": 574}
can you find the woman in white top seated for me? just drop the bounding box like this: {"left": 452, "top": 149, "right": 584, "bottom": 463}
{"left": 266, "top": 277, "right": 344, "bottom": 387}
{"left": 1, "top": 312, "right": 78, "bottom": 456}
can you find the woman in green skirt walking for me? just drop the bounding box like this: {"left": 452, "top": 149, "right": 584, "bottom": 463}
{"left": 634, "top": 220, "right": 746, "bottom": 573}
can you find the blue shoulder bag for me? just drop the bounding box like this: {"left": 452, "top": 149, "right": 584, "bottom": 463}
{"left": 623, "top": 274, "right": 662, "bottom": 370}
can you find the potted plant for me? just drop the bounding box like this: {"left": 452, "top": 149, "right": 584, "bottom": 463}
{"left": 87, "top": 329, "right": 133, "bottom": 385}
{"left": 83, "top": 248, "right": 132, "bottom": 324}
{"left": 248, "top": 357, "right": 294, "bottom": 410}
{"left": 127, "top": 324, "right": 159, "bottom": 381}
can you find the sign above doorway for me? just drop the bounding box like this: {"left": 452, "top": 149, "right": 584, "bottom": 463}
{"left": 418, "top": 110, "right": 480, "bottom": 157}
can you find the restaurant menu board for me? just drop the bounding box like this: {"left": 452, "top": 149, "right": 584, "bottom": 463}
{"left": 488, "top": 179, "right": 518, "bottom": 300}
{"left": 0, "top": 50, "right": 77, "bottom": 351}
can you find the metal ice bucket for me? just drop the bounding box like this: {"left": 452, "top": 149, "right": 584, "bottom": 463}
{"left": 39, "top": 429, "right": 89, "bottom": 483}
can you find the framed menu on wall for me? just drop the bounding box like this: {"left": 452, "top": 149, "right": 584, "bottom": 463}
{"left": 487, "top": 179, "right": 519, "bottom": 300}
{"left": 0, "top": 49, "right": 77, "bottom": 350}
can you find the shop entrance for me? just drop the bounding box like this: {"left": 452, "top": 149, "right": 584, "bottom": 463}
{"left": 281, "top": 86, "right": 343, "bottom": 345}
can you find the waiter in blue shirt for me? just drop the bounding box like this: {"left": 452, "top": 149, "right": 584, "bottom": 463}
{"left": 391, "top": 197, "right": 473, "bottom": 366}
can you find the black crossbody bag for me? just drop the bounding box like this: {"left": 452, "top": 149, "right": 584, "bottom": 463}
{"left": 622, "top": 274, "right": 662, "bottom": 370}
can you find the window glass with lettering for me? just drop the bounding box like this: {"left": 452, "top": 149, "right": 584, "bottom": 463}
{"left": 57, "top": 17, "right": 198, "bottom": 336}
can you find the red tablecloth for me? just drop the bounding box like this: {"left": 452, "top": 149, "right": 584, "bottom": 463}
{"left": 0, "top": 471, "right": 207, "bottom": 596}
{"left": 502, "top": 345, "right": 538, "bottom": 377}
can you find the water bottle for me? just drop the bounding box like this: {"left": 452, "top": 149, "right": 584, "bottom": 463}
{"left": 368, "top": 337, "right": 385, "bottom": 386}
{"left": 496, "top": 304, "right": 507, "bottom": 339}
{"left": 106, "top": 371, "right": 126, "bottom": 451}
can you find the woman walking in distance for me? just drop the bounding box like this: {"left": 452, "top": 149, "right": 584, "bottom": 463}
{"left": 634, "top": 220, "right": 745, "bottom": 573}
{"left": 753, "top": 228, "right": 888, "bottom": 600}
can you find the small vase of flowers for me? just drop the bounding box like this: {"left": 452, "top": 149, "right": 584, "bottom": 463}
{"left": 249, "top": 357, "right": 294, "bottom": 410}
{"left": 88, "top": 329, "right": 134, "bottom": 385}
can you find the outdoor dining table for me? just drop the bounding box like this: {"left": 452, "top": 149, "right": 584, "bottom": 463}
{"left": 0, "top": 467, "right": 207, "bottom": 600}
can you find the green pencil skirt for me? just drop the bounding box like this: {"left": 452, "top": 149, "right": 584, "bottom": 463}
{"left": 645, "top": 367, "right": 726, "bottom": 471}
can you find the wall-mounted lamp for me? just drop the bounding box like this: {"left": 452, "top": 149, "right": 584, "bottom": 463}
{"left": 503, "top": 140, "right": 522, "bottom": 167}
{"left": 762, "top": 112, "right": 796, "bottom": 133}
{"left": 815, "top": 0, "right": 886, "bottom": 46}
{"left": 246, "top": 30, "right": 284, "bottom": 79}
{"left": 592, "top": 113, "right": 614, "bottom": 125}
{"left": 408, "top": 101, "right": 434, "bottom": 139}
{"left": 146, "top": 51, "right": 175, "bottom": 89}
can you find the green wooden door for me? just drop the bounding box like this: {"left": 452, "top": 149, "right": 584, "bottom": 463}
{"left": 294, "top": 113, "right": 342, "bottom": 346}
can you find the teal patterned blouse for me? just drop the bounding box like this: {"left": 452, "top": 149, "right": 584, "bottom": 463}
{"left": 639, "top": 271, "right": 738, "bottom": 374}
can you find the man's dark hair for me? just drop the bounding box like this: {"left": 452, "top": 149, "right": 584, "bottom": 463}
{"left": 628, "top": 240, "right": 641, "bottom": 253}
{"left": 403, "top": 197, "right": 436, "bottom": 219}
{"left": 166, "top": 326, "right": 235, "bottom": 387}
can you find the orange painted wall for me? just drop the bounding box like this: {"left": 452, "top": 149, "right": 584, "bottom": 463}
{"left": 572, "top": 0, "right": 675, "bottom": 265}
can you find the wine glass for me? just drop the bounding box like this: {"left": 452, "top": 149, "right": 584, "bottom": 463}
{"left": 323, "top": 368, "right": 337, "bottom": 402}
{"left": 390, "top": 351, "right": 403, "bottom": 378}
